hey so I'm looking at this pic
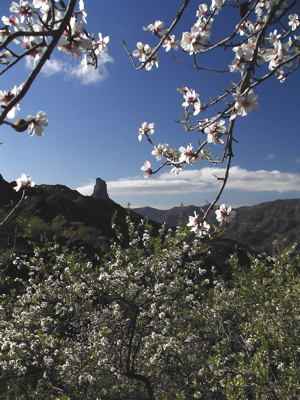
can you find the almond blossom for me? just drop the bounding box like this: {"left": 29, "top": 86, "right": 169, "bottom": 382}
{"left": 151, "top": 143, "right": 169, "bottom": 160}
{"left": 232, "top": 89, "right": 259, "bottom": 117}
{"left": 27, "top": 111, "right": 48, "bottom": 136}
{"left": 170, "top": 164, "right": 182, "bottom": 175}
{"left": 288, "top": 14, "right": 299, "bottom": 31}
{"left": 263, "top": 38, "right": 292, "bottom": 71}
{"left": 1, "top": 14, "right": 23, "bottom": 31}
{"left": 196, "top": 4, "right": 208, "bottom": 18}
{"left": 9, "top": 1, "right": 34, "bottom": 23}
{"left": 215, "top": 204, "right": 236, "bottom": 223}
{"left": 204, "top": 119, "right": 226, "bottom": 144}
{"left": 14, "top": 173, "right": 35, "bottom": 191}
{"left": 210, "top": 0, "right": 224, "bottom": 12}
{"left": 179, "top": 143, "right": 194, "bottom": 164}
{"left": 132, "top": 42, "right": 158, "bottom": 70}
{"left": 181, "top": 27, "right": 206, "bottom": 54}
{"left": 143, "top": 20, "right": 167, "bottom": 36}
{"left": 33, "top": 0, "right": 52, "bottom": 14}
{"left": 141, "top": 160, "right": 152, "bottom": 178}
{"left": 187, "top": 211, "right": 210, "bottom": 237}
{"left": 93, "top": 33, "right": 109, "bottom": 55}
{"left": 181, "top": 88, "right": 202, "bottom": 115}
{"left": 162, "top": 35, "right": 180, "bottom": 51}
{"left": 0, "top": 85, "right": 21, "bottom": 119}
{"left": 138, "top": 122, "right": 154, "bottom": 142}
{"left": 58, "top": 18, "right": 92, "bottom": 59}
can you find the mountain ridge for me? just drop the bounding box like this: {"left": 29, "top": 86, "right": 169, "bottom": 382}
{"left": 0, "top": 175, "right": 299, "bottom": 254}
{"left": 133, "top": 198, "right": 300, "bottom": 253}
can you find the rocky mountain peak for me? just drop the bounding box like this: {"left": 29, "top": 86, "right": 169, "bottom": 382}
{"left": 91, "top": 178, "right": 112, "bottom": 202}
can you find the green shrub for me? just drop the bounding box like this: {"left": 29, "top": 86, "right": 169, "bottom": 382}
{"left": 0, "top": 217, "right": 299, "bottom": 399}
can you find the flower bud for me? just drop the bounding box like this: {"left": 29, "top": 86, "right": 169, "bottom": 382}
{"left": 12, "top": 119, "right": 29, "bottom": 132}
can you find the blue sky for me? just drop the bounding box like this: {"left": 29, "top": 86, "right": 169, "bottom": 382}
{"left": 1, "top": 0, "right": 300, "bottom": 209}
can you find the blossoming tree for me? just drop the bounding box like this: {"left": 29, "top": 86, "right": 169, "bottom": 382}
{"left": 0, "top": 0, "right": 109, "bottom": 222}
{"left": 124, "top": 0, "right": 300, "bottom": 234}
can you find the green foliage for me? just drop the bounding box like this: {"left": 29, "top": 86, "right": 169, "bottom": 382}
{"left": 0, "top": 216, "right": 299, "bottom": 399}
{"left": 69, "top": 224, "right": 102, "bottom": 247}
{"left": 17, "top": 216, "right": 61, "bottom": 241}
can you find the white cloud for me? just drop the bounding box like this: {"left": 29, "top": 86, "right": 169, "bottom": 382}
{"left": 294, "top": 157, "right": 300, "bottom": 164}
{"left": 26, "top": 53, "right": 113, "bottom": 84}
{"left": 76, "top": 166, "right": 300, "bottom": 197}
{"left": 266, "top": 153, "right": 276, "bottom": 160}
{"left": 68, "top": 52, "right": 113, "bottom": 84}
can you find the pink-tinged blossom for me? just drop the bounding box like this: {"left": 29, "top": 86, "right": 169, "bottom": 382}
{"left": 288, "top": 14, "right": 299, "bottom": 31}
{"left": 0, "top": 50, "right": 13, "bottom": 63}
{"left": 151, "top": 143, "right": 169, "bottom": 160}
{"left": 236, "top": 20, "right": 255, "bottom": 36}
{"left": 204, "top": 119, "right": 226, "bottom": 144}
{"left": 162, "top": 35, "right": 180, "bottom": 51}
{"left": 14, "top": 173, "right": 35, "bottom": 192}
{"left": 132, "top": 42, "right": 158, "bottom": 70}
{"left": 0, "top": 85, "right": 21, "bottom": 119}
{"left": 58, "top": 18, "right": 92, "bottom": 59}
{"left": 27, "top": 111, "right": 48, "bottom": 136}
{"left": 205, "top": 119, "right": 226, "bottom": 144}
{"left": 267, "top": 30, "right": 281, "bottom": 44}
{"left": 144, "top": 54, "right": 159, "bottom": 70}
{"left": 93, "top": 33, "right": 109, "bottom": 54}
{"left": 132, "top": 42, "right": 151, "bottom": 59}
{"left": 215, "top": 204, "right": 236, "bottom": 223}
{"left": 170, "top": 164, "right": 182, "bottom": 175}
{"left": 138, "top": 122, "right": 154, "bottom": 142}
{"left": 187, "top": 212, "right": 210, "bottom": 237}
{"left": 197, "top": 118, "right": 209, "bottom": 130}
{"left": 141, "top": 161, "right": 152, "bottom": 178}
{"left": 181, "top": 88, "right": 202, "bottom": 115}
{"left": 179, "top": 143, "right": 200, "bottom": 164}
{"left": 33, "top": 0, "right": 51, "bottom": 14}
{"left": 181, "top": 26, "right": 206, "bottom": 54}
{"left": 2, "top": 14, "right": 23, "bottom": 31}
{"left": 210, "top": 0, "right": 224, "bottom": 12}
{"left": 196, "top": 4, "right": 208, "bottom": 19}
{"left": 58, "top": 38, "right": 83, "bottom": 58}
{"left": 229, "top": 48, "right": 246, "bottom": 74}
{"left": 22, "top": 36, "right": 44, "bottom": 66}
{"left": 10, "top": 1, "right": 34, "bottom": 23}
{"left": 232, "top": 89, "right": 259, "bottom": 117}
{"left": 263, "top": 39, "right": 292, "bottom": 70}
{"left": 0, "top": 26, "right": 20, "bottom": 45}
{"left": 143, "top": 20, "right": 167, "bottom": 36}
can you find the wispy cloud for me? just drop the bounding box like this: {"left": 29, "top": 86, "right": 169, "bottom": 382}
{"left": 26, "top": 53, "right": 113, "bottom": 84}
{"left": 266, "top": 153, "right": 276, "bottom": 160}
{"left": 76, "top": 166, "right": 300, "bottom": 196}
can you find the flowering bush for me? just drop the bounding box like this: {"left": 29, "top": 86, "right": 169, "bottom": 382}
{"left": 0, "top": 215, "right": 299, "bottom": 399}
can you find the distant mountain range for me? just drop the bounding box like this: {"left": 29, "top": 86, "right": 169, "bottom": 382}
{"left": 0, "top": 175, "right": 299, "bottom": 254}
{"left": 133, "top": 199, "right": 300, "bottom": 254}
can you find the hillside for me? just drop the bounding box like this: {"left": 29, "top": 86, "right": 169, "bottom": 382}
{"left": 134, "top": 199, "right": 300, "bottom": 253}
{"left": 1, "top": 175, "right": 299, "bottom": 254}
{"left": 0, "top": 176, "right": 161, "bottom": 252}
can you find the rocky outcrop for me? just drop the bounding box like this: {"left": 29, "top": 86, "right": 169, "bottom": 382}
{"left": 91, "top": 178, "right": 112, "bottom": 202}
{"left": 0, "top": 174, "right": 20, "bottom": 208}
